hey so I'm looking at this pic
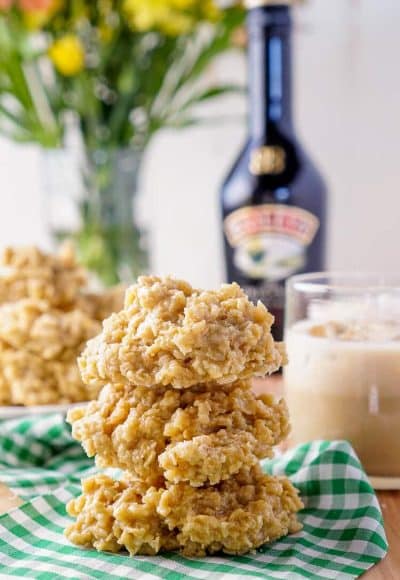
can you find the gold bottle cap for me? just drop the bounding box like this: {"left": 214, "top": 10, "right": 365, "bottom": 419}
{"left": 245, "top": 0, "right": 297, "bottom": 8}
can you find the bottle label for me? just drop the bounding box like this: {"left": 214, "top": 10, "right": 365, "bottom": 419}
{"left": 224, "top": 203, "right": 319, "bottom": 281}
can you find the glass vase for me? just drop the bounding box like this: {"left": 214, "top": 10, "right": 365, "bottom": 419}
{"left": 41, "top": 146, "right": 149, "bottom": 286}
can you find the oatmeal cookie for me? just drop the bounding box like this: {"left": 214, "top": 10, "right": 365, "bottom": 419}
{"left": 0, "top": 296, "right": 101, "bottom": 405}
{"left": 0, "top": 244, "right": 129, "bottom": 406}
{"left": 2, "top": 349, "right": 98, "bottom": 406}
{"left": 158, "top": 465, "right": 303, "bottom": 556}
{"left": 0, "top": 299, "right": 100, "bottom": 360}
{"left": 158, "top": 430, "right": 260, "bottom": 486}
{"left": 79, "top": 276, "right": 286, "bottom": 390}
{"left": 0, "top": 244, "right": 87, "bottom": 309}
{"left": 66, "top": 474, "right": 178, "bottom": 555}
{"left": 65, "top": 467, "right": 303, "bottom": 557}
{"left": 68, "top": 381, "right": 289, "bottom": 485}
{"left": 0, "top": 365, "right": 10, "bottom": 405}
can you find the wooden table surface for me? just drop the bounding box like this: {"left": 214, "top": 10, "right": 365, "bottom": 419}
{"left": 0, "top": 377, "right": 398, "bottom": 578}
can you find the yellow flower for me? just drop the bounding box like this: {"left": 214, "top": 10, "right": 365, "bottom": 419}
{"left": 159, "top": 12, "right": 194, "bottom": 36}
{"left": 21, "top": 0, "right": 63, "bottom": 29}
{"left": 161, "top": 12, "right": 193, "bottom": 35}
{"left": 170, "top": 0, "right": 195, "bottom": 8}
{"left": 124, "top": 1, "right": 162, "bottom": 31}
{"left": 202, "top": 0, "right": 221, "bottom": 22}
{"left": 23, "top": 11, "right": 49, "bottom": 28}
{"left": 49, "top": 35, "right": 85, "bottom": 76}
{"left": 123, "top": 0, "right": 195, "bottom": 35}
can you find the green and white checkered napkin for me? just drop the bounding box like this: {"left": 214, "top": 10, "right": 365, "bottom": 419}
{"left": 0, "top": 414, "right": 388, "bottom": 580}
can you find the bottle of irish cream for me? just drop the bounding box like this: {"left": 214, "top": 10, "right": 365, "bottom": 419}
{"left": 221, "top": 0, "right": 327, "bottom": 340}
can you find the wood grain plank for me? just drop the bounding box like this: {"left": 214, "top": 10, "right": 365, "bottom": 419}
{"left": 0, "top": 481, "right": 22, "bottom": 515}
{"left": 362, "top": 491, "right": 400, "bottom": 579}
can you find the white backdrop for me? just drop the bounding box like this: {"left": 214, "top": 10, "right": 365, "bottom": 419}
{"left": 0, "top": 0, "right": 399, "bottom": 288}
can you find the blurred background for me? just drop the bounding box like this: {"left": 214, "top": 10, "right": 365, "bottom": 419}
{"left": 0, "top": 0, "right": 398, "bottom": 288}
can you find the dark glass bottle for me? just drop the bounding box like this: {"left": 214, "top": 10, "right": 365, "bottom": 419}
{"left": 221, "top": 1, "right": 327, "bottom": 341}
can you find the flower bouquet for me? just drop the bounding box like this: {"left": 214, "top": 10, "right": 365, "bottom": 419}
{"left": 0, "top": 0, "right": 244, "bottom": 284}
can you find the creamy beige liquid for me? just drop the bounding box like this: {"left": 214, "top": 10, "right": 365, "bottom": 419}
{"left": 284, "top": 320, "right": 400, "bottom": 477}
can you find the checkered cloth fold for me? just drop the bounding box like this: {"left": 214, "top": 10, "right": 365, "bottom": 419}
{"left": 0, "top": 414, "right": 388, "bottom": 579}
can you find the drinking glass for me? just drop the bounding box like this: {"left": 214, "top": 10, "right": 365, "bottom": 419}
{"left": 284, "top": 272, "right": 400, "bottom": 487}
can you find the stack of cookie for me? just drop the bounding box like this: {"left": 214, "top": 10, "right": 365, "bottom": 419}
{"left": 0, "top": 245, "right": 124, "bottom": 405}
{"left": 66, "top": 276, "right": 303, "bottom": 557}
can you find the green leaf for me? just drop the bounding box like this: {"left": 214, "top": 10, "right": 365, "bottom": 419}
{"left": 175, "top": 83, "right": 244, "bottom": 113}
{"left": 176, "top": 8, "right": 245, "bottom": 89}
{"left": 0, "top": 102, "right": 25, "bottom": 126}
{"left": 165, "top": 112, "right": 245, "bottom": 131}
{"left": 149, "top": 7, "right": 245, "bottom": 127}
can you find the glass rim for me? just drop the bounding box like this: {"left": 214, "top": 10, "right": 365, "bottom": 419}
{"left": 287, "top": 271, "right": 400, "bottom": 293}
